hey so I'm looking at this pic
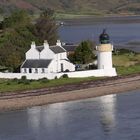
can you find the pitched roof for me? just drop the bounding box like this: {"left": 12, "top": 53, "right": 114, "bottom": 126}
{"left": 36, "top": 46, "right": 44, "bottom": 52}
{"left": 62, "top": 45, "right": 78, "bottom": 52}
{"left": 50, "top": 45, "right": 66, "bottom": 53}
{"left": 36, "top": 45, "right": 66, "bottom": 54}
{"left": 22, "top": 59, "right": 52, "bottom": 68}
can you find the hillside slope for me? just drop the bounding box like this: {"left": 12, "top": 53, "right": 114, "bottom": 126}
{"left": 0, "top": 0, "right": 140, "bottom": 15}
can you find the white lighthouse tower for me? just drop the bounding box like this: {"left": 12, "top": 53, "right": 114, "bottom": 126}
{"left": 96, "top": 29, "right": 117, "bottom": 76}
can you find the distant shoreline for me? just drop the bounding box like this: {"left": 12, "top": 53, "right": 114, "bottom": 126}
{"left": 59, "top": 15, "right": 140, "bottom": 25}
{"left": 0, "top": 74, "right": 139, "bottom": 112}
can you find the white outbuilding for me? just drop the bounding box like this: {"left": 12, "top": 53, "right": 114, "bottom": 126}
{"left": 20, "top": 40, "right": 75, "bottom": 74}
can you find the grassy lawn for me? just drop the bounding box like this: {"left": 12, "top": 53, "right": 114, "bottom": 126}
{"left": 113, "top": 53, "right": 140, "bottom": 75}
{"left": 0, "top": 76, "right": 103, "bottom": 93}
{"left": 116, "top": 65, "right": 140, "bottom": 75}
{"left": 113, "top": 53, "right": 140, "bottom": 67}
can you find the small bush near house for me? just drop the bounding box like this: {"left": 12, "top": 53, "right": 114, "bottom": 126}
{"left": 39, "top": 78, "right": 50, "bottom": 83}
{"left": 61, "top": 74, "right": 69, "bottom": 78}
{"left": 21, "top": 76, "right": 27, "bottom": 81}
{"left": 17, "top": 76, "right": 30, "bottom": 85}
{"left": 55, "top": 76, "right": 58, "bottom": 79}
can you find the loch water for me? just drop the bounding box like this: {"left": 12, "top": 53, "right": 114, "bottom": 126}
{"left": 0, "top": 90, "right": 140, "bottom": 140}
{"left": 59, "top": 23, "right": 140, "bottom": 52}
{"left": 59, "top": 23, "right": 140, "bottom": 44}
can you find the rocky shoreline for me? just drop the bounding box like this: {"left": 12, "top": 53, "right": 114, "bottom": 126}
{"left": 0, "top": 74, "right": 140, "bottom": 112}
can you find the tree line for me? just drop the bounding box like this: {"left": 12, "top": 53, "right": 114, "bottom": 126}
{"left": 0, "top": 9, "right": 58, "bottom": 71}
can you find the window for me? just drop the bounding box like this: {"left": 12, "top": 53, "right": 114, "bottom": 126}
{"left": 29, "top": 69, "right": 32, "bottom": 73}
{"left": 61, "top": 63, "right": 64, "bottom": 72}
{"left": 24, "top": 68, "right": 27, "bottom": 73}
{"left": 35, "top": 68, "right": 38, "bottom": 73}
{"left": 42, "top": 68, "right": 45, "bottom": 73}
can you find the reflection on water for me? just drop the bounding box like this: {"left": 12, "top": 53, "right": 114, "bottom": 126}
{"left": 99, "top": 94, "right": 116, "bottom": 135}
{"left": 0, "top": 90, "right": 140, "bottom": 140}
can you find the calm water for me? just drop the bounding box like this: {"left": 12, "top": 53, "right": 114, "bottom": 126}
{"left": 59, "top": 23, "right": 140, "bottom": 47}
{"left": 0, "top": 90, "right": 140, "bottom": 140}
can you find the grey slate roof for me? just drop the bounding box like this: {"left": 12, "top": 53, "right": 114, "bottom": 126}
{"left": 36, "top": 46, "right": 44, "bottom": 52}
{"left": 22, "top": 59, "right": 52, "bottom": 68}
{"left": 50, "top": 45, "right": 66, "bottom": 53}
{"left": 62, "top": 45, "right": 78, "bottom": 52}
{"left": 36, "top": 45, "right": 66, "bottom": 54}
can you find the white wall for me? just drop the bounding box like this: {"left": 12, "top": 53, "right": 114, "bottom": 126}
{"left": 40, "top": 47, "right": 55, "bottom": 59}
{"left": 98, "top": 52, "right": 113, "bottom": 69}
{"left": 26, "top": 42, "right": 40, "bottom": 59}
{"left": 0, "top": 68, "right": 117, "bottom": 80}
{"left": 60, "top": 59, "right": 75, "bottom": 72}
{"left": 0, "top": 72, "right": 56, "bottom": 80}
{"left": 57, "top": 68, "right": 117, "bottom": 78}
{"left": 47, "top": 59, "right": 75, "bottom": 73}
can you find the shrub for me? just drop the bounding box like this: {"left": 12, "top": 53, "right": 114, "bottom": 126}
{"left": 21, "top": 76, "right": 27, "bottom": 81}
{"left": 61, "top": 74, "right": 69, "bottom": 78}
{"left": 55, "top": 76, "right": 58, "bottom": 79}
{"left": 39, "top": 78, "right": 49, "bottom": 83}
{"left": 18, "top": 76, "right": 30, "bottom": 85}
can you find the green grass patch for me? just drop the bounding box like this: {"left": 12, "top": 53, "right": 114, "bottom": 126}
{"left": 116, "top": 65, "right": 140, "bottom": 75}
{"left": 0, "top": 76, "right": 103, "bottom": 93}
{"left": 113, "top": 52, "right": 140, "bottom": 75}
{"left": 113, "top": 53, "right": 140, "bottom": 67}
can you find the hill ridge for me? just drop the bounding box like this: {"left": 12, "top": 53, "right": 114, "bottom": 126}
{"left": 0, "top": 0, "right": 140, "bottom": 16}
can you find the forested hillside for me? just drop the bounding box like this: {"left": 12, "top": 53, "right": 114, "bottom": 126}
{"left": 0, "top": 0, "right": 140, "bottom": 16}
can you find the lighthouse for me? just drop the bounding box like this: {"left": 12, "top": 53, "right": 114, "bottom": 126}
{"left": 96, "top": 29, "right": 117, "bottom": 76}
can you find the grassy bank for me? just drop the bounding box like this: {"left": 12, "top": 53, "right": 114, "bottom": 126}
{"left": 113, "top": 51, "right": 140, "bottom": 75}
{"left": 0, "top": 77, "right": 102, "bottom": 93}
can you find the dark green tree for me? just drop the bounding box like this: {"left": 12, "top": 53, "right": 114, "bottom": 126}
{"left": 1, "top": 10, "right": 31, "bottom": 29}
{"left": 74, "top": 40, "right": 95, "bottom": 64}
{"left": 0, "top": 10, "right": 39, "bottom": 70}
{"left": 0, "top": 10, "right": 58, "bottom": 71}
{"left": 35, "top": 9, "right": 58, "bottom": 45}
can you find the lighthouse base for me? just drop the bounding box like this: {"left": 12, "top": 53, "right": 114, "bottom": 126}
{"left": 102, "top": 68, "right": 117, "bottom": 77}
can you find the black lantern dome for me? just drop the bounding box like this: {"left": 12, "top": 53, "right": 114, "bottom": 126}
{"left": 99, "top": 29, "right": 110, "bottom": 44}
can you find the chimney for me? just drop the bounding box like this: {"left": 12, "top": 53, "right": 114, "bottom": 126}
{"left": 44, "top": 40, "right": 49, "bottom": 49}
{"left": 56, "top": 40, "right": 61, "bottom": 46}
{"left": 31, "top": 41, "right": 36, "bottom": 49}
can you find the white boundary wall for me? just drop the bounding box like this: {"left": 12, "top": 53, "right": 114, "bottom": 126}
{"left": 0, "top": 68, "right": 117, "bottom": 80}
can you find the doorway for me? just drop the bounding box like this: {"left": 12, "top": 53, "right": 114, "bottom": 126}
{"left": 29, "top": 68, "right": 32, "bottom": 73}
{"left": 61, "top": 63, "right": 64, "bottom": 72}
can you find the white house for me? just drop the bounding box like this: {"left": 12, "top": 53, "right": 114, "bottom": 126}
{"left": 20, "top": 40, "right": 75, "bottom": 74}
